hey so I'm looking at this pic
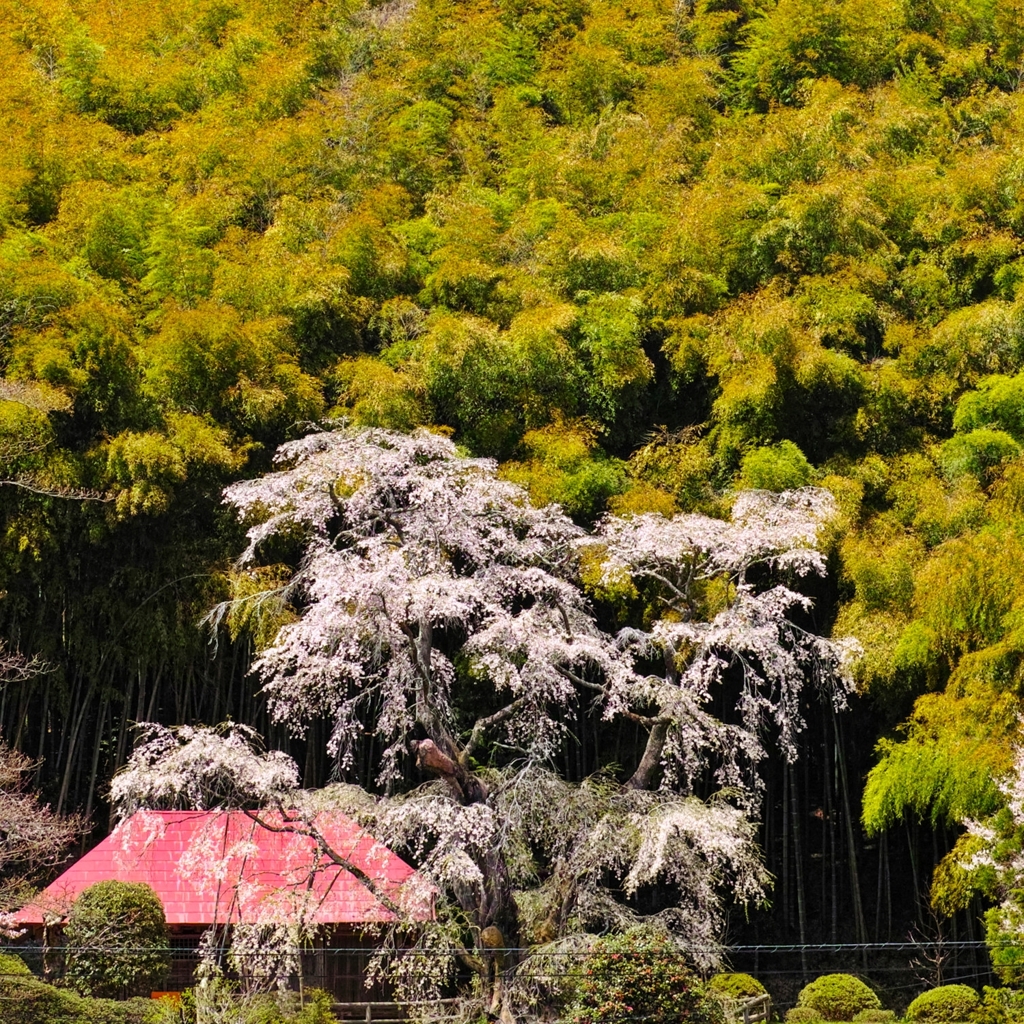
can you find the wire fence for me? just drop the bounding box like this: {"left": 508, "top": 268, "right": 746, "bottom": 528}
{"left": 0, "top": 941, "right": 1012, "bottom": 955}
{"left": 0, "top": 939, "right": 1005, "bottom": 1006}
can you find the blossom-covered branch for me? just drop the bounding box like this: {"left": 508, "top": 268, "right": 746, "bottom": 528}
{"left": 590, "top": 489, "right": 857, "bottom": 794}
{"left": 0, "top": 744, "right": 85, "bottom": 919}
{"left": 113, "top": 427, "right": 857, "bottom": 1018}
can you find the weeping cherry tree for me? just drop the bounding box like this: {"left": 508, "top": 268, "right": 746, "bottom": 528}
{"left": 112, "top": 427, "right": 856, "bottom": 1018}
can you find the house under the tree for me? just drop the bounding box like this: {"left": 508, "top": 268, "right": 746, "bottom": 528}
{"left": 15, "top": 809, "right": 433, "bottom": 998}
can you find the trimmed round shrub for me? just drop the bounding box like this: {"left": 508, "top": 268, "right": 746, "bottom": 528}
{"left": 787, "top": 1009, "right": 824, "bottom": 1024}
{"left": 0, "top": 952, "right": 31, "bottom": 977}
{"left": 796, "top": 974, "right": 881, "bottom": 1022}
{"left": 708, "top": 973, "right": 768, "bottom": 1000}
{"left": 64, "top": 880, "right": 170, "bottom": 998}
{"left": 906, "top": 985, "right": 981, "bottom": 1023}
{"left": 854, "top": 1012, "right": 896, "bottom": 1023}
{"left": 565, "top": 930, "right": 725, "bottom": 1024}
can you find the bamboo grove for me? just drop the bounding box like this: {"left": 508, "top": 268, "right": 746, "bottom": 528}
{"left": 5, "top": 0, "right": 1024, "bottom": 983}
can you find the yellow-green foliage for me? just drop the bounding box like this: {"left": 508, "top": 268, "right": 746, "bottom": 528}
{"left": 859, "top": 522, "right": 1024, "bottom": 834}
{"left": 905, "top": 986, "right": 981, "bottom": 1023}
{"left": 739, "top": 440, "right": 813, "bottom": 492}
{"left": 0, "top": 953, "right": 31, "bottom": 976}
{"left": 795, "top": 975, "right": 882, "bottom": 1022}
{"left": 5, "top": 0, "right": 1024, "bottom": 501}
{"left": 10, "top": 0, "right": 1024, "bottom": 944}
{"left": 0, "top": 971, "right": 175, "bottom": 1023}
{"left": 224, "top": 564, "right": 299, "bottom": 651}
{"left": 706, "top": 973, "right": 767, "bottom": 1000}
{"left": 501, "top": 418, "right": 626, "bottom": 519}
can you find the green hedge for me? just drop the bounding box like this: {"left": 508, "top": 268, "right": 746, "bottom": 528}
{"left": 0, "top": 952, "right": 32, "bottom": 977}
{"left": 0, "top": 974, "right": 174, "bottom": 1024}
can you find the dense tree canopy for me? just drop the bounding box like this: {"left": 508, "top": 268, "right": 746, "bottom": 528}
{"left": 112, "top": 427, "right": 852, "bottom": 1014}
{"left": 4, "top": 0, "right": 1024, "bottom": 987}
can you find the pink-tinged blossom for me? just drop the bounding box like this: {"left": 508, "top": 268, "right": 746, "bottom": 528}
{"left": 111, "top": 723, "right": 300, "bottom": 817}
{"left": 112, "top": 428, "right": 858, "bottom": 1008}
{"left": 219, "top": 428, "right": 605, "bottom": 784}
{"left": 589, "top": 487, "right": 834, "bottom": 593}
{"left": 590, "top": 488, "right": 856, "bottom": 799}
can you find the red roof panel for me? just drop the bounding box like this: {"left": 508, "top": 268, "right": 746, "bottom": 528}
{"left": 16, "top": 810, "right": 432, "bottom": 927}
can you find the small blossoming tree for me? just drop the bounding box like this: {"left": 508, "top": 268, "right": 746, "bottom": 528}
{"left": 955, "top": 745, "right": 1024, "bottom": 982}
{"left": 0, "top": 743, "right": 84, "bottom": 938}
{"left": 112, "top": 427, "right": 855, "bottom": 1020}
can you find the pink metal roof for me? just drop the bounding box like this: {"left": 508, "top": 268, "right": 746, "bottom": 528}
{"left": 16, "top": 810, "right": 432, "bottom": 927}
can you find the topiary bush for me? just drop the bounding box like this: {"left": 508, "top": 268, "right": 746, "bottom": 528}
{"left": 563, "top": 930, "right": 726, "bottom": 1024}
{"left": 64, "top": 880, "right": 171, "bottom": 998}
{"left": 786, "top": 1009, "right": 824, "bottom": 1024}
{"left": 796, "top": 974, "right": 882, "bottom": 1022}
{"left": 0, "top": 951, "right": 32, "bottom": 976}
{"left": 707, "top": 973, "right": 768, "bottom": 1000}
{"left": 906, "top": 985, "right": 982, "bottom": 1023}
{"left": 853, "top": 1011, "right": 896, "bottom": 1023}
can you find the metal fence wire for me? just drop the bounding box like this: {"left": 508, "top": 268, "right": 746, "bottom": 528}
{"left": 0, "top": 940, "right": 1008, "bottom": 1013}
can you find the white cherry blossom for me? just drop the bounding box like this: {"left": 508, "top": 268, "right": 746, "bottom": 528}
{"left": 113, "top": 427, "right": 856, "bottom": 1016}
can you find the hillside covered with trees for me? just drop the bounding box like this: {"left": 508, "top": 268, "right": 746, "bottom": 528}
{"left": 4, "top": 0, "right": 1024, "bottom": 991}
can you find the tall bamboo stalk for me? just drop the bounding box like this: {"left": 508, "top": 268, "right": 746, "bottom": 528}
{"left": 789, "top": 762, "right": 809, "bottom": 980}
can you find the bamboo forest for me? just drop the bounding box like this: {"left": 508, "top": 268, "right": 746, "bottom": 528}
{"left": 8, "top": 0, "right": 1024, "bottom": 1021}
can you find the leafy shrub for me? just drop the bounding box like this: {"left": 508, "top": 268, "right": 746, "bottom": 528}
{"left": 501, "top": 420, "right": 627, "bottom": 520}
{"left": 0, "top": 972, "right": 174, "bottom": 1023}
{"left": 179, "top": 986, "right": 339, "bottom": 1024}
{"left": 973, "top": 985, "right": 1024, "bottom": 1024}
{"left": 939, "top": 429, "right": 1021, "bottom": 483}
{"left": 0, "top": 952, "right": 32, "bottom": 976}
{"left": 563, "top": 930, "right": 725, "bottom": 1024}
{"left": 294, "top": 991, "right": 341, "bottom": 1024}
{"left": 796, "top": 974, "right": 881, "bottom": 1021}
{"left": 707, "top": 973, "right": 768, "bottom": 1000}
{"left": 786, "top": 1009, "right": 824, "bottom": 1024}
{"left": 64, "top": 880, "right": 171, "bottom": 998}
{"left": 854, "top": 1011, "right": 897, "bottom": 1023}
{"left": 739, "top": 440, "right": 813, "bottom": 492}
{"left": 906, "top": 985, "right": 981, "bottom": 1023}
{"left": 954, "top": 374, "right": 1024, "bottom": 442}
